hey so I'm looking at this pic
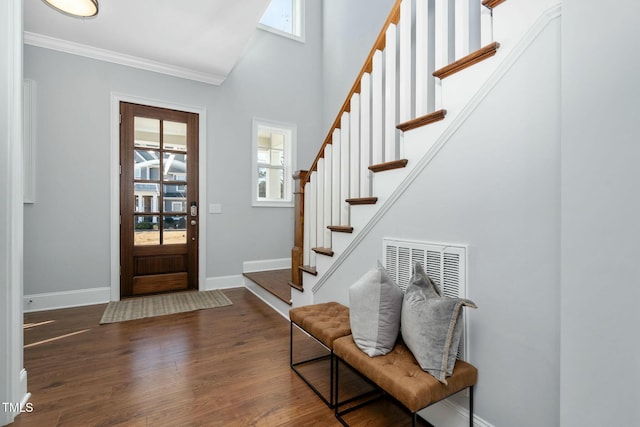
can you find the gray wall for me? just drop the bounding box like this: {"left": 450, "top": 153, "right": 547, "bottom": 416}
{"left": 316, "top": 19, "right": 561, "bottom": 427}
{"left": 321, "top": 0, "right": 396, "bottom": 132}
{"left": 23, "top": 0, "right": 322, "bottom": 295}
{"left": 560, "top": 0, "right": 640, "bottom": 425}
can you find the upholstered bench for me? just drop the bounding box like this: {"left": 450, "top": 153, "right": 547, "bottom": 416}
{"left": 333, "top": 335, "right": 478, "bottom": 427}
{"left": 289, "top": 302, "right": 351, "bottom": 407}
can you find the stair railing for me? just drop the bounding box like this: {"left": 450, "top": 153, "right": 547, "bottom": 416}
{"left": 291, "top": 0, "right": 501, "bottom": 289}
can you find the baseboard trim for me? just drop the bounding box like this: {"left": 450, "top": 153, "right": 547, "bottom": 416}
{"left": 19, "top": 369, "right": 31, "bottom": 414}
{"left": 23, "top": 287, "right": 110, "bottom": 313}
{"left": 204, "top": 275, "right": 244, "bottom": 290}
{"left": 242, "top": 258, "right": 290, "bottom": 273}
{"left": 419, "top": 398, "right": 495, "bottom": 427}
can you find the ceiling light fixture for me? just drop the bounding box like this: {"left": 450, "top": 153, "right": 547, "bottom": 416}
{"left": 42, "top": 0, "right": 99, "bottom": 18}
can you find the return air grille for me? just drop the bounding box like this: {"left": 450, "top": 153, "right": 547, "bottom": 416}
{"left": 383, "top": 238, "right": 469, "bottom": 360}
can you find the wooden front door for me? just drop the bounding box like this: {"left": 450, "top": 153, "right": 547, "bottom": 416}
{"left": 120, "top": 102, "right": 199, "bottom": 297}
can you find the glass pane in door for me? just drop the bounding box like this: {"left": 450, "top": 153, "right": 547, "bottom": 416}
{"left": 163, "top": 184, "right": 187, "bottom": 213}
{"left": 163, "top": 215, "right": 187, "bottom": 245}
{"left": 134, "top": 215, "right": 160, "bottom": 245}
{"left": 163, "top": 153, "right": 187, "bottom": 181}
{"left": 134, "top": 183, "right": 160, "bottom": 213}
{"left": 134, "top": 150, "right": 160, "bottom": 180}
{"left": 134, "top": 117, "right": 160, "bottom": 149}
{"left": 163, "top": 121, "right": 187, "bottom": 152}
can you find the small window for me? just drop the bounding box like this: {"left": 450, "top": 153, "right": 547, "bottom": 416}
{"left": 252, "top": 118, "right": 296, "bottom": 207}
{"left": 258, "top": 0, "right": 305, "bottom": 42}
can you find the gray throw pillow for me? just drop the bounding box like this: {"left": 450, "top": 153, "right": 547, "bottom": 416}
{"left": 401, "top": 265, "right": 477, "bottom": 384}
{"left": 349, "top": 262, "right": 404, "bottom": 357}
{"left": 408, "top": 262, "right": 441, "bottom": 297}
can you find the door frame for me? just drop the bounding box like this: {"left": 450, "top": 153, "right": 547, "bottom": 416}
{"left": 110, "top": 92, "right": 207, "bottom": 301}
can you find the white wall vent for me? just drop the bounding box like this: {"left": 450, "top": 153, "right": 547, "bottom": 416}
{"left": 383, "top": 238, "right": 470, "bottom": 360}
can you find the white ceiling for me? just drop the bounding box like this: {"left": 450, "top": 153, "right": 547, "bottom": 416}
{"left": 24, "top": 0, "right": 273, "bottom": 85}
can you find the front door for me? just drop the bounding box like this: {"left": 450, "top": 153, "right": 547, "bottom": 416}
{"left": 120, "top": 102, "right": 199, "bottom": 297}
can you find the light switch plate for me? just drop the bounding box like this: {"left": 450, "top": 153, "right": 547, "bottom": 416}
{"left": 209, "top": 203, "right": 222, "bottom": 214}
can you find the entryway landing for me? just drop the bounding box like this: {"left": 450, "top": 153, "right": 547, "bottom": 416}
{"left": 243, "top": 268, "right": 292, "bottom": 306}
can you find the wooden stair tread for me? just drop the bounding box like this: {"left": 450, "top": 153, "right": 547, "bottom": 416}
{"left": 433, "top": 41, "right": 500, "bottom": 80}
{"left": 288, "top": 281, "right": 304, "bottom": 292}
{"left": 346, "top": 197, "right": 378, "bottom": 205}
{"left": 328, "top": 225, "right": 354, "bottom": 233}
{"left": 369, "top": 159, "right": 408, "bottom": 173}
{"left": 312, "top": 247, "right": 334, "bottom": 257}
{"left": 299, "top": 265, "right": 318, "bottom": 276}
{"left": 397, "top": 109, "right": 447, "bottom": 132}
{"left": 243, "top": 269, "right": 292, "bottom": 305}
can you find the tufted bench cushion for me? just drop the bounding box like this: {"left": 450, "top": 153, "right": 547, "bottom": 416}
{"left": 290, "top": 302, "right": 351, "bottom": 348}
{"left": 333, "top": 335, "right": 478, "bottom": 413}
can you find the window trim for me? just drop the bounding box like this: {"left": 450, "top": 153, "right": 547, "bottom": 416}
{"left": 257, "top": 0, "right": 305, "bottom": 43}
{"left": 251, "top": 118, "right": 297, "bottom": 208}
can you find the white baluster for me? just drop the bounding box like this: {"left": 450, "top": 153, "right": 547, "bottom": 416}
{"left": 454, "top": 0, "right": 471, "bottom": 59}
{"left": 323, "top": 145, "right": 332, "bottom": 246}
{"left": 371, "top": 50, "right": 384, "bottom": 165}
{"left": 359, "top": 73, "right": 372, "bottom": 197}
{"left": 308, "top": 172, "right": 317, "bottom": 267}
{"left": 384, "top": 23, "right": 397, "bottom": 162}
{"left": 340, "top": 112, "right": 351, "bottom": 226}
{"left": 455, "top": 0, "right": 482, "bottom": 59}
{"left": 480, "top": 2, "right": 493, "bottom": 47}
{"left": 399, "top": 0, "right": 413, "bottom": 123}
{"left": 435, "top": 0, "right": 453, "bottom": 70}
{"left": 350, "top": 94, "right": 361, "bottom": 199}
{"left": 434, "top": 0, "right": 453, "bottom": 110}
{"left": 415, "top": 0, "right": 434, "bottom": 116}
{"left": 331, "top": 129, "right": 341, "bottom": 229}
{"left": 303, "top": 181, "right": 311, "bottom": 266}
{"left": 316, "top": 158, "right": 325, "bottom": 249}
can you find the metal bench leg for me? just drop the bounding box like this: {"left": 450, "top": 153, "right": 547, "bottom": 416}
{"left": 290, "top": 320, "right": 334, "bottom": 407}
{"left": 469, "top": 386, "right": 474, "bottom": 427}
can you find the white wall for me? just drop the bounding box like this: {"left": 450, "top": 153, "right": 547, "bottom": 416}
{"left": 22, "top": 1, "right": 322, "bottom": 297}
{"left": 316, "top": 19, "right": 561, "bottom": 427}
{"left": 560, "top": 1, "right": 640, "bottom": 426}
{"left": 1, "top": 0, "right": 26, "bottom": 424}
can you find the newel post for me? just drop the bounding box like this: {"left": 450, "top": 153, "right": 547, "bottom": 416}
{"left": 290, "top": 170, "right": 308, "bottom": 291}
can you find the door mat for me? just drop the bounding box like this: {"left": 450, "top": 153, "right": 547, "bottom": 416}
{"left": 100, "top": 290, "right": 232, "bottom": 324}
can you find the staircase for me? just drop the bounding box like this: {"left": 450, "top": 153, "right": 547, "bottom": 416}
{"left": 290, "top": 0, "right": 562, "bottom": 307}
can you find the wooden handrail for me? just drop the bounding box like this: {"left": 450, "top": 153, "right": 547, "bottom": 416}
{"left": 303, "top": 0, "right": 402, "bottom": 187}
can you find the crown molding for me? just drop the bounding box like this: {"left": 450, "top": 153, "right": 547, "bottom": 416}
{"left": 23, "top": 31, "right": 225, "bottom": 85}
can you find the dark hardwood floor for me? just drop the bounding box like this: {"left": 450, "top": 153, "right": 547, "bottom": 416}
{"left": 15, "top": 287, "right": 422, "bottom": 427}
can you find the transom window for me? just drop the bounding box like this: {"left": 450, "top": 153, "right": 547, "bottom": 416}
{"left": 258, "top": 0, "right": 305, "bottom": 42}
{"left": 252, "top": 118, "right": 296, "bottom": 207}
